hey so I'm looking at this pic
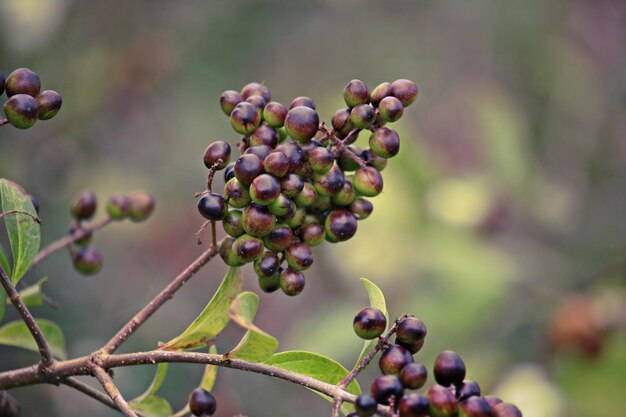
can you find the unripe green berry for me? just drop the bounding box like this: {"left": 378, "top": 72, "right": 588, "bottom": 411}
{"left": 234, "top": 154, "right": 264, "bottom": 185}
{"left": 379, "top": 344, "right": 414, "bottom": 375}
{"left": 344, "top": 79, "right": 370, "bottom": 107}
{"left": 284, "top": 206, "right": 306, "bottom": 229}
{"left": 306, "top": 146, "right": 334, "bottom": 174}
{"left": 353, "top": 166, "right": 383, "bottom": 197}
{"left": 338, "top": 145, "right": 363, "bottom": 172}
{"left": 219, "top": 90, "right": 242, "bottom": 116}
{"left": 434, "top": 351, "right": 466, "bottom": 387}
{"left": 219, "top": 237, "right": 245, "bottom": 266}
{"left": 285, "top": 242, "right": 314, "bottom": 271}
{"left": 289, "top": 96, "right": 316, "bottom": 110}
{"left": 250, "top": 124, "right": 279, "bottom": 147}
{"left": 36, "top": 90, "right": 62, "bottom": 120}
{"left": 230, "top": 102, "right": 261, "bottom": 134}
{"left": 390, "top": 79, "right": 418, "bottom": 107}
{"left": 203, "top": 141, "right": 231, "bottom": 170}
{"left": 4, "top": 94, "right": 38, "bottom": 129}
{"left": 350, "top": 104, "right": 376, "bottom": 129}
{"left": 458, "top": 396, "right": 493, "bottom": 417}
{"left": 325, "top": 209, "right": 357, "bottom": 242}
{"left": 197, "top": 193, "right": 226, "bottom": 220}
{"left": 250, "top": 174, "right": 281, "bottom": 206}
{"left": 370, "top": 375, "right": 404, "bottom": 406}
{"left": 311, "top": 194, "right": 331, "bottom": 212}
{"left": 224, "top": 177, "right": 251, "bottom": 208}
{"left": 353, "top": 307, "right": 386, "bottom": 340}
{"left": 284, "top": 106, "right": 319, "bottom": 143}
{"left": 300, "top": 221, "right": 325, "bottom": 246}
{"left": 258, "top": 269, "right": 281, "bottom": 293}
{"left": 280, "top": 268, "right": 305, "bottom": 296}
{"left": 267, "top": 193, "right": 294, "bottom": 217}
{"left": 378, "top": 96, "right": 404, "bottom": 123}
{"left": 188, "top": 388, "right": 217, "bottom": 416}
{"left": 73, "top": 247, "right": 103, "bottom": 275}
{"left": 106, "top": 194, "right": 131, "bottom": 220}
{"left": 223, "top": 210, "right": 244, "bottom": 237}
{"left": 232, "top": 233, "right": 264, "bottom": 263}
{"left": 369, "top": 127, "right": 400, "bottom": 158}
{"left": 263, "top": 223, "right": 293, "bottom": 252}
{"left": 400, "top": 363, "right": 428, "bottom": 390}
{"left": 241, "top": 204, "right": 276, "bottom": 237}
{"left": 427, "top": 385, "right": 458, "bottom": 417}
{"left": 5, "top": 68, "right": 41, "bottom": 97}
{"left": 128, "top": 192, "right": 155, "bottom": 222}
{"left": 370, "top": 82, "right": 392, "bottom": 106}
{"left": 263, "top": 102, "right": 288, "bottom": 127}
{"left": 332, "top": 177, "right": 356, "bottom": 206}
{"left": 349, "top": 198, "right": 373, "bottom": 220}
{"left": 313, "top": 165, "right": 345, "bottom": 197}
{"left": 363, "top": 148, "right": 388, "bottom": 172}
{"left": 71, "top": 190, "right": 97, "bottom": 220}
{"left": 294, "top": 182, "right": 318, "bottom": 207}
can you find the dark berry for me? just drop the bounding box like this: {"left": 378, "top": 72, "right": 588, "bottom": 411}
{"left": 370, "top": 82, "right": 392, "bottom": 106}
{"left": 230, "top": 102, "right": 261, "bottom": 135}
{"left": 456, "top": 380, "right": 481, "bottom": 401}
{"left": 280, "top": 173, "right": 304, "bottom": 197}
{"left": 379, "top": 344, "right": 414, "bottom": 375}
{"left": 203, "top": 141, "right": 231, "bottom": 170}
{"left": 284, "top": 106, "right": 319, "bottom": 143}
{"left": 223, "top": 162, "right": 236, "bottom": 182}
{"left": 232, "top": 234, "right": 264, "bottom": 263}
{"left": 300, "top": 221, "right": 325, "bottom": 246}
{"left": 29, "top": 194, "right": 40, "bottom": 215}
{"left": 313, "top": 164, "right": 345, "bottom": 196}
{"left": 0, "top": 71, "right": 4, "bottom": 96}
{"left": 36, "top": 90, "right": 62, "bottom": 120}
{"left": 275, "top": 142, "right": 304, "bottom": 173}
{"left": 350, "top": 104, "right": 376, "bottom": 129}
{"left": 241, "top": 204, "right": 276, "bottom": 237}
{"left": 492, "top": 403, "right": 522, "bottom": 417}
{"left": 390, "top": 79, "right": 418, "bottom": 107}
{"left": 4, "top": 94, "right": 38, "bottom": 129}
{"left": 188, "top": 388, "right": 217, "bottom": 416}
{"left": 5, "top": 68, "right": 41, "bottom": 97}
{"left": 197, "top": 193, "right": 226, "bottom": 220}
{"left": 369, "top": 127, "right": 400, "bottom": 158}
{"left": 245, "top": 94, "right": 266, "bottom": 109}
{"left": 400, "top": 363, "right": 428, "bottom": 390}
{"left": 244, "top": 144, "right": 273, "bottom": 161}
{"left": 250, "top": 124, "right": 279, "bottom": 147}
{"left": 434, "top": 351, "right": 466, "bottom": 387}
{"left": 69, "top": 224, "right": 93, "bottom": 247}
{"left": 280, "top": 268, "right": 305, "bottom": 296}
{"left": 219, "top": 237, "right": 244, "bottom": 267}
{"left": 289, "top": 96, "right": 316, "bottom": 110}
{"left": 258, "top": 269, "right": 281, "bottom": 293}
{"left": 220, "top": 90, "right": 242, "bottom": 116}
{"left": 73, "top": 247, "right": 103, "bottom": 275}
{"left": 306, "top": 146, "right": 334, "bottom": 174}
{"left": 331, "top": 108, "right": 355, "bottom": 137}
{"left": 353, "top": 307, "right": 386, "bottom": 340}
{"left": 325, "top": 209, "right": 357, "bottom": 242}
{"left": 264, "top": 151, "right": 290, "bottom": 178}
{"left": 241, "top": 82, "right": 271, "bottom": 101}
{"left": 106, "top": 195, "right": 131, "bottom": 220}
{"left": 349, "top": 198, "right": 373, "bottom": 220}
{"left": 427, "top": 384, "right": 458, "bottom": 417}
{"left": 363, "top": 148, "right": 388, "bottom": 172}
{"left": 224, "top": 177, "right": 251, "bottom": 208}
{"left": 294, "top": 182, "right": 318, "bottom": 207}
{"left": 397, "top": 338, "right": 425, "bottom": 355}
{"left": 458, "top": 396, "right": 493, "bottom": 417}
{"left": 234, "top": 154, "right": 264, "bottom": 185}
{"left": 353, "top": 166, "right": 383, "bottom": 197}
{"left": 332, "top": 177, "right": 356, "bottom": 206}
{"left": 263, "top": 223, "right": 293, "bottom": 251}
{"left": 223, "top": 210, "right": 244, "bottom": 237}
{"left": 396, "top": 317, "right": 428, "bottom": 345}
{"left": 344, "top": 79, "right": 371, "bottom": 107}
{"left": 378, "top": 96, "right": 404, "bottom": 123}
{"left": 370, "top": 375, "right": 404, "bottom": 406}
{"left": 254, "top": 251, "right": 280, "bottom": 278}
{"left": 128, "top": 192, "right": 155, "bottom": 222}
{"left": 263, "top": 102, "right": 288, "bottom": 127}
{"left": 483, "top": 396, "right": 503, "bottom": 408}
{"left": 338, "top": 145, "right": 364, "bottom": 172}
{"left": 71, "top": 190, "right": 97, "bottom": 220}
{"left": 398, "top": 393, "right": 430, "bottom": 417}
{"left": 285, "top": 242, "right": 314, "bottom": 271}
{"left": 250, "top": 174, "right": 281, "bottom": 206}
{"left": 355, "top": 394, "right": 377, "bottom": 417}
{"left": 284, "top": 207, "right": 306, "bottom": 229}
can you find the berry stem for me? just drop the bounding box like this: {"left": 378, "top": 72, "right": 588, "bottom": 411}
{"left": 0, "top": 267, "right": 55, "bottom": 368}
{"left": 92, "top": 365, "right": 138, "bottom": 417}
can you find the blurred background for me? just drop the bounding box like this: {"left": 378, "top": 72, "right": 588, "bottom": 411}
{"left": 1, "top": 0, "right": 625, "bottom": 416}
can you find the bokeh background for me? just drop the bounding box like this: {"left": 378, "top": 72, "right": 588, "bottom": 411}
{"left": 1, "top": 0, "right": 625, "bottom": 416}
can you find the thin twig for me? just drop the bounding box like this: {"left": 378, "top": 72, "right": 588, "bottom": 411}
{"left": 330, "top": 398, "right": 342, "bottom": 417}
{"left": 32, "top": 216, "right": 113, "bottom": 266}
{"left": 0, "top": 268, "right": 54, "bottom": 367}
{"left": 0, "top": 210, "right": 41, "bottom": 223}
{"left": 100, "top": 240, "right": 223, "bottom": 354}
{"left": 0, "top": 118, "right": 9, "bottom": 126}
{"left": 92, "top": 366, "right": 138, "bottom": 417}
{"left": 63, "top": 377, "right": 117, "bottom": 411}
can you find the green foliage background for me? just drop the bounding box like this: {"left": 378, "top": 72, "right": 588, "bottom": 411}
{"left": 1, "top": 1, "right": 625, "bottom": 416}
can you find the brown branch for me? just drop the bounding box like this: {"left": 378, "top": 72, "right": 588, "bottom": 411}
{"left": 32, "top": 216, "right": 113, "bottom": 266}
{"left": 92, "top": 366, "right": 138, "bottom": 417}
{"left": 0, "top": 268, "right": 54, "bottom": 367}
{"left": 100, "top": 240, "right": 223, "bottom": 354}
{"left": 63, "top": 377, "right": 117, "bottom": 411}
{"left": 330, "top": 398, "right": 342, "bottom": 417}
{"left": 0, "top": 210, "right": 41, "bottom": 223}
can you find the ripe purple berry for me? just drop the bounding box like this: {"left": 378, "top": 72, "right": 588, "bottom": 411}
{"left": 344, "top": 79, "right": 371, "bottom": 107}
{"left": 241, "top": 204, "right": 276, "bottom": 237}
{"left": 73, "top": 247, "right": 103, "bottom": 275}
{"left": 197, "top": 193, "right": 226, "bottom": 220}
{"left": 220, "top": 90, "right": 243, "bottom": 116}
{"left": 379, "top": 344, "right": 414, "bottom": 375}
{"left": 250, "top": 124, "right": 279, "bottom": 147}
{"left": 434, "top": 350, "right": 466, "bottom": 387}
{"left": 5, "top": 68, "right": 41, "bottom": 97}
{"left": 232, "top": 234, "right": 264, "bottom": 263}
{"left": 390, "top": 79, "right": 418, "bottom": 107}
{"left": 36, "top": 90, "right": 62, "bottom": 120}
{"left": 284, "top": 106, "right": 319, "bottom": 143}
{"left": 353, "top": 307, "right": 386, "bottom": 340}
{"left": 280, "top": 268, "right": 305, "bottom": 296}
{"left": 400, "top": 363, "right": 428, "bottom": 390}
{"left": 71, "top": 190, "right": 97, "bottom": 220}
{"left": 263, "top": 223, "right": 293, "bottom": 251}
{"left": 456, "top": 380, "right": 481, "bottom": 401}
{"left": 458, "top": 396, "right": 493, "bottom": 417}
{"left": 250, "top": 174, "right": 281, "bottom": 206}
{"left": 353, "top": 166, "right": 384, "bottom": 197}
{"left": 325, "top": 209, "right": 357, "bottom": 242}
{"left": 492, "top": 403, "right": 522, "bottom": 417}
{"left": 289, "top": 96, "right": 316, "bottom": 110}
{"left": 371, "top": 375, "right": 404, "bottom": 406}
{"left": 396, "top": 317, "right": 428, "bottom": 345}
{"left": 230, "top": 102, "right": 261, "bottom": 134}
{"left": 263, "top": 101, "right": 288, "bottom": 127}
{"left": 188, "top": 388, "right": 217, "bottom": 416}
{"left": 203, "top": 141, "right": 231, "bottom": 170}
{"left": 369, "top": 127, "right": 400, "bottom": 158}
{"left": 234, "top": 153, "right": 264, "bottom": 185}
{"left": 427, "top": 384, "right": 458, "bottom": 417}
{"left": 398, "top": 393, "right": 430, "bottom": 417}
{"left": 285, "top": 242, "right": 314, "bottom": 271}
{"left": 4, "top": 94, "right": 38, "bottom": 129}
{"left": 355, "top": 394, "right": 378, "bottom": 417}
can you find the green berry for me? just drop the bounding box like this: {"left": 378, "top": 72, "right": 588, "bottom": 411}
{"left": 106, "top": 194, "right": 130, "bottom": 220}
{"left": 427, "top": 385, "right": 458, "bottom": 417}
{"left": 250, "top": 124, "right": 279, "bottom": 147}
{"left": 36, "top": 90, "right": 62, "bottom": 120}
{"left": 220, "top": 90, "right": 242, "bottom": 116}
{"left": 263, "top": 102, "right": 288, "bottom": 127}
{"left": 280, "top": 173, "right": 304, "bottom": 197}
{"left": 400, "top": 363, "right": 428, "bottom": 390}
{"left": 370, "top": 82, "right": 392, "bottom": 106}
{"left": 289, "top": 96, "right": 316, "bottom": 110}
{"left": 369, "top": 127, "right": 400, "bottom": 158}
{"left": 370, "top": 375, "right": 404, "bottom": 406}
{"left": 263, "top": 223, "right": 293, "bottom": 251}
{"left": 284, "top": 206, "right": 306, "bottom": 229}
{"left": 284, "top": 106, "right": 319, "bottom": 143}
{"left": 128, "top": 192, "right": 155, "bottom": 222}
{"left": 398, "top": 393, "right": 430, "bottom": 417}
{"left": 325, "top": 209, "right": 357, "bottom": 242}
{"left": 71, "top": 190, "right": 97, "bottom": 220}
{"left": 349, "top": 197, "right": 373, "bottom": 220}
{"left": 223, "top": 210, "right": 244, "bottom": 237}
{"left": 250, "top": 174, "right": 281, "bottom": 206}
{"left": 219, "top": 237, "right": 245, "bottom": 267}
{"left": 4, "top": 94, "right": 38, "bottom": 129}
{"left": 379, "top": 344, "right": 414, "bottom": 375}
{"left": 5, "top": 68, "right": 41, "bottom": 97}
{"left": 230, "top": 102, "right": 261, "bottom": 134}
{"left": 203, "top": 141, "right": 231, "bottom": 170}
{"left": 350, "top": 104, "right": 376, "bottom": 129}
{"left": 353, "top": 307, "right": 386, "bottom": 339}
{"left": 306, "top": 146, "right": 334, "bottom": 174}
{"left": 434, "top": 351, "right": 466, "bottom": 387}
{"left": 280, "top": 268, "right": 305, "bottom": 296}
{"left": 258, "top": 268, "right": 281, "bottom": 293}
{"left": 285, "top": 242, "right": 314, "bottom": 271}
{"left": 344, "top": 79, "right": 370, "bottom": 107}
{"left": 268, "top": 193, "right": 294, "bottom": 217}
{"left": 353, "top": 166, "right": 383, "bottom": 197}
{"left": 224, "top": 177, "right": 251, "bottom": 208}
{"left": 390, "top": 79, "right": 418, "bottom": 107}
{"left": 234, "top": 154, "right": 264, "bottom": 185}
{"left": 355, "top": 394, "right": 377, "bottom": 417}
{"left": 300, "top": 220, "right": 325, "bottom": 246}
{"left": 232, "top": 233, "right": 264, "bottom": 263}
{"left": 338, "top": 145, "right": 363, "bottom": 172}
{"left": 73, "top": 247, "right": 103, "bottom": 275}
{"left": 197, "top": 193, "right": 226, "bottom": 220}
{"left": 69, "top": 224, "right": 93, "bottom": 247}
{"left": 241, "top": 203, "right": 276, "bottom": 237}
{"left": 378, "top": 96, "right": 404, "bottom": 123}
{"left": 294, "top": 182, "right": 318, "bottom": 207}
{"left": 363, "top": 148, "right": 388, "bottom": 172}
{"left": 332, "top": 177, "right": 356, "bottom": 206}
{"left": 188, "top": 388, "right": 217, "bottom": 416}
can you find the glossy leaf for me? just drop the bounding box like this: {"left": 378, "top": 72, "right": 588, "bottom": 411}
{"left": 161, "top": 267, "right": 243, "bottom": 351}
{"left": 14, "top": 277, "right": 48, "bottom": 308}
{"left": 223, "top": 291, "right": 278, "bottom": 362}
{"left": 0, "top": 243, "right": 11, "bottom": 277}
{"left": 0, "top": 179, "right": 41, "bottom": 284}
{"left": 0, "top": 319, "right": 66, "bottom": 359}
{"left": 130, "top": 396, "right": 172, "bottom": 417}
{"left": 355, "top": 278, "right": 388, "bottom": 366}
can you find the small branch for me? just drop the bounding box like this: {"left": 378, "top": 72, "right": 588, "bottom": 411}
{"left": 0, "top": 210, "right": 41, "bottom": 223}
{"left": 330, "top": 398, "right": 342, "bottom": 417}
{"left": 32, "top": 216, "right": 113, "bottom": 267}
{"left": 0, "top": 268, "right": 54, "bottom": 367}
{"left": 63, "top": 377, "right": 117, "bottom": 411}
{"left": 0, "top": 117, "right": 9, "bottom": 126}
{"left": 100, "top": 240, "right": 223, "bottom": 354}
{"left": 92, "top": 366, "right": 138, "bottom": 417}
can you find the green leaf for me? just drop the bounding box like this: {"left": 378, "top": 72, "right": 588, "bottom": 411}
{"left": 161, "top": 267, "right": 243, "bottom": 351}
{"left": 0, "top": 243, "right": 11, "bottom": 277}
{"left": 0, "top": 179, "right": 41, "bottom": 284}
{"left": 130, "top": 396, "right": 172, "bottom": 417}
{"left": 12, "top": 277, "right": 48, "bottom": 308}
{"left": 0, "top": 319, "right": 66, "bottom": 359}
{"left": 133, "top": 363, "right": 169, "bottom": 403}
{"left": 223, "top": 291, "right": 278, "bottom": 362}
{"left": 264, "top": 350, "right": 360, "bottom": 413}
{"left": 355, "top": 278, "right": 388, "bottom": 366}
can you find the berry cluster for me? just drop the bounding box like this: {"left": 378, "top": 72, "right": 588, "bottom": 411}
{"left": 0, "top": 68, "right": 62, "bottom": 129}
{"left": 197, "top": 79, "right": 417, "bottom": 296}
{"left": 188, "top": 388, "right": 217, "bottom": 417}
{"left": 352, "top": 310, "right": 523, "bottom": 417}
{"left": 68, "top": 190, "right": 155, "bottom": 275}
